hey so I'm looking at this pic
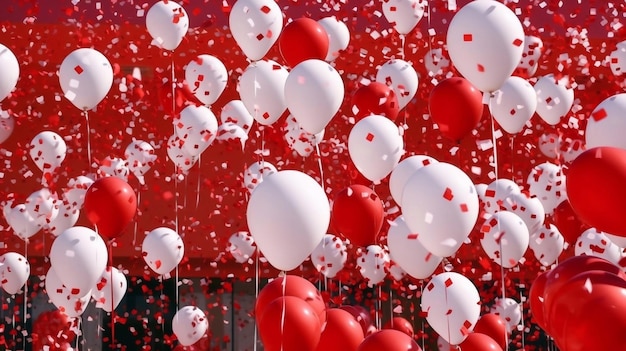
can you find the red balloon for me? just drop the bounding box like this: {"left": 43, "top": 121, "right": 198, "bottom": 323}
{"left": 473, "top": 314, "right": 508, "bottom": 350}
{"left": 351, "top": 82, "right": 400, "bottom": 121}
{"left": 258, "top": 296, "right": 322, "bottom": 351}
{"left": 546, "top": 270, "right": 626, "bottom": 350}
{"left": 566, "top": 146, "right": 626, "bottom": 237}
{"left": 357, "top": 329, "right": 421, "bottom": 351}
{"left": 552, "top": 200, "right": 588, "bottom": 244}
{"left": 83, "top": 177, "right": 137, "bottom": 240}
{"left": 316, "top": 308, "right": 365, "bottom": 351}
{"left": 428, "top": 77, "right": 483, "bottom": 142}
{"left": 383, "top": 317, "right": 414, "bottom": 338}
{"left": 32, "top": 310, "right": 76, "bottom": 351}
{"left": 279, "top": 18, "right": 329, "bottom": 67}
{"left": 256, "top": 275, "right": 327, "bottom": 325}
{"left": 458, "top": 333, "right": 503, "bottom": 351}
{"left": 331, "top": 185, "right": 384, "bottom": 247}
{"left": 528, "top": 271, "right": 549, "bottom": 331}
{"left": 339, "top": 305, "right": 373, "bottom": 336}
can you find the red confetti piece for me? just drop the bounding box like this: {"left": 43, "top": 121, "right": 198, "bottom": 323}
{"left": 444, "top": 278, "right": 453, "bottom": 287}
{"left": 592, "top": 108, "right": 608, "bottom": 121}
{"left": 366, "top": 133, "right": 374, "bottom": 142}
{"left": 443, "top": 187, "right": 453, "bottom": 201}
{"left": 74, "top": 65, "right": 83, "bottom": 74}
{"left": 463, "top": 34, "right": 473, "bottom": 42}
{"left": 512, "top": 38, "right": 523, "bottom": 47}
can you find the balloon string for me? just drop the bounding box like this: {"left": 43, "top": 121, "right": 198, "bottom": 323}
{"left": 108, "top": 241, "right": 116, "bottom": 350}
{"left": 280, "top": 272, "right": 287, "bottom": 351}
{"left": 444, "top": 278, "right": 452, "bottom": 349}
{"left": 520, "top": 289, "right": 525, "bottom": 351}
{"left": 84, "top": 110, "right": 92, "bottom": 172}
{"left": 510, "top": 136, "right": 516, "bottom": 183}
{"left": 315, "top": 142, "right": 325, "bottom": 191}
{"left": 376, "top": 284, "right": 382, "bottom": 329}
{"left": 133, "top": 190, "right": 141, "bottom": 248}
{"left": 22, "top": 243, "right": 28, "bottom": 351}
{"left": 420, "top": 284, "right": 426, "bottom": 351}
{"left": 499, "top": 240, "right": 508, "bottom": 351}
{"left": 76, "top": 317, "right": 82, "bottom": 351}
{"left": 195, "top": 153, "right": 201, "bottom": 209}
{"left": 174, "top": 166, "right": 179, "bottom": 234}
{"left": 389, "top": 286, "right": 394, "bottom": 328}
{"left": 171, "top": 56, "right": 176, "bottom": 130}
{"left": 253, "top": 251, "right": 259, "bottom": 351}
{"left": 489, "top": 96, "right": 499, "bottom": 181}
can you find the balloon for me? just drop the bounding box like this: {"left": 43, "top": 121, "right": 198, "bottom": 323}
{"left": 402, "top": 162, "right": 479, "bottom": 257}
{"left": 389, "top": 262, "right": 407, "bottom": 281}
{"left": 31, "top": 310, "right": 76, "bottom": 351}
{"left": 473, "top": 314, "right": 508, "bottom": 350}
{"left": 283, "top": 115, "right": 325, "bottom": 157}
{"left": 348, "top": 115, "right": 403, "bottom": 183}
{"left": 437, "top": 335, "right": 453, "bottom": 351}
{"left": 243, "top": 160, "right": 277, "bottom": 193}
{"left": 610, "top": 43, "right": 626, "bottom": 76}
{"left": 381, "top": 0, "right": 425, "bottom": 35}
{"left": 376, "top": 59, "right": 419, "bottom": 110}
{"left": 529, "top": 224, "right": 565, "bottom": 266}
{"left": 49, "top": 226, "right": 108, "bottom": 297}
{"left": 46, "top": 201, "right": 79, "bottom": 237}
{"left": 387, "top": 216, "right": 442, "bottom": 279}
{"left": 0, "top": 110, "right": 15, "bottom": 144}
{"left": 500, "top": 192, "right": 545, "bottom": 234}
{"left": 256, "top": 275, "right": 327, "bottom": 325}
{"left": 526, "top": 162, "right": 566, "bottom": 215}
{"left": 528, "top": 270, "right": 549, "bottom": 330}
{"left": 489, "top": 76, "right": 537, "bottom": 134}
{"left": 258, "top": 296, "right": 322, "bottom": 351}
{"left": 515, "top": 35, "right": 543, "bottom": 78}
{"left": 238, "top": 60, "right": 289, "bottom": 125}
{"left": 63, "top": 176, "right": 94, "bottom": 209}
{"left": 574, "top": 228, "right": 622, "bottom": 265}
{"left": 0, "top": 43, "right": 19, "bottom": 102}
{"left": 29, "top": 131, "right": 67, "bottom": 175}
{"left": 92, "top": 266, "right": 127, "bottom": 312}
{"left": 534, "top": 74, "right": 575, "bottom": 125}
{"left": 480, "top": 211, "right": 529, "bottom": 268}
{"left": 167, "top": 134, "right": 198, "bottom": 173}
{"left": 124, "top": 140, "right": 157, "bottom": 185}
{"left": 331, "top": 184, "right": 384, "bottom": 247}
{"left": 429, "top": 77, "right": 484, "bottom": 141}
{"left": 4, "top": 203, "right": 39, "bottom": 240}
{"left": 220, "top": 100, "right": 254, "bottom": 134}
{"left": 553, "top": 199, "right": 588, "bottom": 244}
{"left": 585, "top": 93, "right": 626, "bottom": 150}
{"left": 45, "top": 266, "right": 92, "bottom": 318}
{"left": 490, "top": 298, "right": 522, "bottom": 332}
{"left": 227, "top": 231, "right": 256, "bottom": 263}
{"left": 247, "top": 170, "right": 330, "bottom": 271}
{"left": 538, "top": 132, "right": 560, "bottom": 159}
{"left": 340, "top": 305, "right": 373, "bottom": 336}
{"left": 59, "top": 48, "right": 113, "bottom": 110}
{"left": 216, "top": 122, "right": 249, "bottom": 150}
{"left": 458, "top": 333, "right": 503, "bottom": 351}
{"left": 24, "top": 188, "right": 59, "bottom": 228}
{"left": 383, "top": 317, "right": 414, "bottom": 338}
{"left": 446, "top": 0, "right": 524, "bottom": 93}
{"left": 421, "top": 272, "right": 480, "bottom": 345}
{"left": 311, "top": 234, "right": 347, "bottom": 278}
{"left": 482, "top": 178, "right": 520, "bottom": 214}
{"left": 83, "top": 176, "right": 137, "bottom": 240}
{"left": 98, "top": 156, "right": 130, "bottom": 182}
{"left": 185, "top": 54, "right": 227, "bottom": 106}
{"left": 146, "top": 0, "right": 189, "bottom": 51}
{"left": 424, "top": 48, "right": 450, "bottom": 77}
{"left": 172, "top": 306, "right": 209, "bottom": 346}
{"left": 389, "top": 155, "right": 438, "bottom": 205}
{"left": 229, "top": 0, "right": 282, "bottom": 61}
{"left": 142, "top": 227, "right": 185, "bottom": 275}
{"left": 357, "top": 245, "right": 390, "bottom": 287}
{"left": 317, "top": 17, "right": 350, "bottom": 62}
{"left": 566, "top": 147, "right": 626, "bottom": 236}
{"left": 279, "top": 18, "right": 329, "bottom": 67}
{"left": 357, "top": 329, "right": 421, "bottom": 351}
{"left": 175, "top": 104, "right": 219, "bottom": 156}
{"left": 315, "top": 308, "right": 364, "bottom": 351}
{"left": 0, "top": 252, "right": 30, "bottom": 295}
{"left": 285, "top": 59, "right": 344, "bottom": 134}
{"left": 351, "top": 82, "right": 399, "bottom": 121}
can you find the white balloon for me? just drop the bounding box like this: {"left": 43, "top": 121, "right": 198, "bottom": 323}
{"left": 227, "top": 231, "right": 256, "bottom": 264}
{"left": 0, "top": 252, "right": 30, "bottom": 295}
{"left": 447, "top": 0, "right": 524, "bottom": 93}
{"left": 146, "top": 0, "right": 189, "bottom": 51}
{"left": 529, "top": 224, "right": 564, "bottom": 266}
{"left": 526, "top": 162, "right": 567, "bottom": 214}
{"left": 437, "top": 335, "right": 452, "bottom": 351}
{"left": 490, "top": 298, "right": 522, "bottom": 332}
{"left": 421, "top": 272, "right": 480, "bottom": 345}
{"left": 46, "top": 202, "right": 80, "bottom": 237}
{"left": 172, "top": 306, "right": 209, "bottom": 346}
{"left": 238, "top": 60, "right": 288, "bottom": 125}
{"left": 402, "top": 163, "right": 479, "bottom": 257}
{"left": 0, "top": 110, "right": 15, "bottom": 144}
{"left": 98, "top": 156, "right": 130, "bottom": 182}
{"left": 49, "top": 226, "right": 108, "bottom": 297}
{"left": 389, "top": 155, "right": 438, "bottom": 205}
{"left": 142, "top": 227, "right": 185, "bottom": 275}
{"left": 311, "top": 234, "right": 347, "bottom": 278}
{"left": 125, "top": 140, "right": 157, "bottom": 185}
{"left": 489, "top": 76, "right": 537, "bottom": 134}
{"left": 534, "top": 74, "right": 575, "bottom": 125}
{"left": 475, "top": 183, "right": 488, "bottom": 203}
{"left": 185, "top": 54, "right": 228, "bottom": 106}
{"left": 229, "top": 0, "right": 282, "bottom": 61}
{"left": 575, "top": 228, "right": 622, "bottom": 265}
{"left": 318, "top": 16, "right": 350, "bottom": 62}
{"left": 220, "top": 100, "right": 254, "bottom": 134}
{"left": 605, "top": 232, "right": 626, "bottom": 248}
{"left": 501, "top": 192, "right": 545, "bottom": 234}
{"left": 59, "top": 48, "right": 113, "bottom": 110}
{"left": 176, "top": 105, "right": 219, "bottom": 156}
{"left": 538, "top": 133, "right": 560, "bottom": 159}
{"left": 480, "top": 211, "right": 530, "bottom": 268}
{"left": 246, "top": 170, "right": 329, "bottom": 271}
{"left": 585, "top": 93, "right": 626, "bottom": 150}
{"left": 24, "top": 188, "right": 59, "bottom": 228}
{"left": 243, "top": 160, "right": 277, "bottom": 193}
{"left": 45, "top": 266, "right": 91, "bottom": 318}
{"left": 424, "top": 48, "right": 450, "bottom": 77}
{"left": 348, "top": 115, "right": 404, "bottom": 183}
{"left": 29, "top": 131, "right": 67, "bottom": 174}
{"left": 92, "top": 266, "right": 127, "bottom": 312}
{"left": 64, "top": 176, "right": 94, "bottom": 208}
{"left": 389, "top": 262, "right": 407, "bottom": 281}
{"left": 285, "top": 59, "right": 344, "bottom": 134}
{"left": 387, "top": 216, "right": 442, "bottom": 280}
{"left": 167, "top": 134, "right": 198, "bottom": 174}
{"left": 560, "top": 138, "right": 585, "bottom": 163}
{"left": 382, "top": 0, "right": 425, "bottom": 35}
{"left": 4, "top": 203, "right": 39, "bottom": 240}
{"left": 516, "top": 35, "right": 543, "bottom": 77}
{"left": 483, "top": 178, "right": 520, "bottom": 214}
{"left": 609, "top": 44, "right": 626, "bottom": 76}
{"left": 216, "top": 122, "right": 249, "bottom": 150}
{"left": 0, "top": 43, "right": 19, "bottom": 102}
{"left": 357, "top": 245, "right": 390, "bottom": 287}
{"left": 283, "top": 115, "right": 324, "bottom": 157}
{"left": 376, "top": 59, "right": 419, "bottom": 109}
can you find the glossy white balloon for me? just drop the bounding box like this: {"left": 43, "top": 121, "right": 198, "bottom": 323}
{"left": 501, "top": 192, "right": 545, "bottom": 234}
{"left": 534, "top": 74, "right": 575, "bottom": 125}
{"left": 357, "top": 245, "right": 390, "bottom": 287}
{"left": 172, "top": 306, "right": 209, "bottom": 346}
{"left": 238, "top": 60, "right": 288, "bottom": 126}
{"left": 146, "top": 0, "right": 189, "bottom": 51}
{"left": 46, "top": 202, "right": 80, "bottom": 237}
{"left": 424, "top": 48, "right": 450, "bottom": 77}
{"left": 382, "top": 0, "right": 425, "bottom": 35}
{"left": 389, "top": 155, "right": 437, "bottom": 205}
{"left": 142, "top": 227, "right": 185, "bottom": 275}
{"left": 311, "top": 234, "right": 347, "bottom": 279}
{"left": 483, "top": 178, "right": 521, "bottom": 214}
{"left": 0, "top": 252, "right": 30, "bottom": 295}
{"left": 98, "top": 156, "right": 130, "bottom": 182}
{"left": 45, "top": 266, "right": 91, "bottom": 318}
{"left": 318, "top": 16, "right": 350, "bottom": 62}
{"left": 167, "top": 134, "right": 198, "bottom": 174}
{"left": 283, "top": 115, "right": 325, "bottom": 157}
{"left": 0, "top": 43, "right": 19, "bottom": 102}
{"left": 575, "top": 228, "right": 622, "bottom": 265}
{"left": 176, "top": 104, "right": 219, "bottom": 156}
{"left": 185, "top": 54, "right": 227, "bottom": 106}
{"left": 64, "top": 176, "right": 94, "bottom": 208}
{"left": 92, "top": 266, "right": 127, "bottom": 312}
{"left": 529, "top": 224, "right": 565, "bottom": 266}
{"left": 243, "top": 161, "right": 277, "bottom": 193}
{"left": 220, "top": 100, "right": 254, "bottom": 133}
{"left": 387, "top": 216, "right": 442, "bottom": 280}
{"left": 376, "top": 59, "right": 419, "bottom": 109}
{"left": 124, "top": 140, "right": 157, "bottom": 185}
{"left": 227, "top": 231, "right": 256, "bottom": 264}
{"left": 24, "top": 188, "right": 59, "bottom": 228}
{"left": 59, "top": 48, "right": 113, "bottom": 110}
{"left": 229, "top": 0, "right": 282, "bottom": 61}
{"left": 4, "top": 203, "right": 39, "bottom": 240}
{"left": 216, "top": 122, "right": 248, "bottom": 150}
{"left": 526, "top": 162, "right": 567, "bottom": 214}
{"left": 489, "top": 76, "right": 537, "bottom": 134}
{"left": 480, "top": 211, "right": 530, "bottom": 268}
{"left": 490, "top": 298, "right": 522, "bottom": 332}
{"left": 585, "top": 93, "right": 626, "bottom": 150}
{"left": 29, "top": 131, "right": 67, "bottom": 174}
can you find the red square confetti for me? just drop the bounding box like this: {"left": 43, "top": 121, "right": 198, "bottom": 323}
{"left": 427, "top": 282, "right": 434, "bottom": 291}
{"left": 460, "top": 203, "right": 468, "bottom": 212}
{"left": 445, "top": 278, "right": 453, "bottom": 287}
{"left": 406, "top": 233, "right": 418, "bottom": 240}
{"left": 485, "top": 189, "right": 496, "bottom": 197}
{"left": 256, "top": 33, "right": 264, "bottom": 41}
{"left": 592, "top": 108, "right": 608, "bottom": 121}
{"left": 74, "top": 65, "right": 84, "bottom": 74}
{"left": 512, "top": 38, "right": 523, "bottom": 47}
{"left": 463, "top": 34, "right": 473, "bottom": 42}
{"left": 390, "top": 6, "right": 397, "bottom": 11}
{"left": 260, "top": 5, "right": 271, "bottom": 13}
{"left": 477, "top": 64, "right": 485, "bottom": 72}
{"left": 366, "top": 133, "right": 375, "bottom": 142}
{"left": 443, "top": 187, "right": 453, "bottom": 201}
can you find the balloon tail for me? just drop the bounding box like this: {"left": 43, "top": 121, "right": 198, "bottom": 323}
{"left": 315, "top": 140, "right": 325, "bottom": 192}
{"left": 489, "top": 97, "right": 500, "bottom": 181}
